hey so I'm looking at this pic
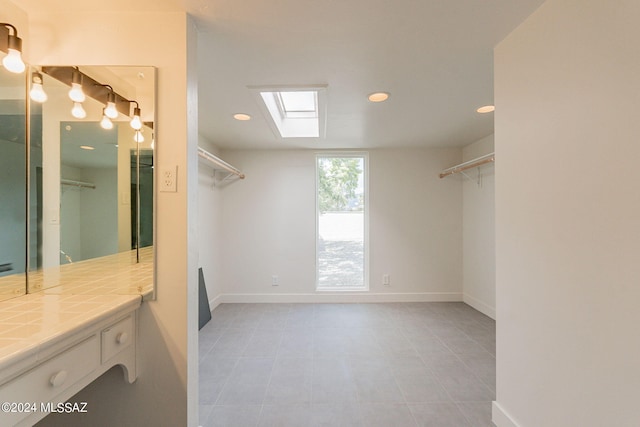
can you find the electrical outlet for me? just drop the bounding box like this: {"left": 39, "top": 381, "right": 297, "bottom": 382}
{"left": 160, "top": 166, "right": 178, "bottom": 192}
{"left": 383, "top": 274, "right": 390, "bottom": 286}
{"left": 271, "top": 275, "right": 279, "bottom": 286}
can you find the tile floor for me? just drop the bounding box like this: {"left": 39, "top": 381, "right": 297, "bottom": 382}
{"left": 199, "top": 302, "right": 496, "bottom": 426}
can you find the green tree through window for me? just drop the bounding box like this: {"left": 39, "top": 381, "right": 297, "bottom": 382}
{"left": 317, "top": 157, "right": 362, "bottom": 213}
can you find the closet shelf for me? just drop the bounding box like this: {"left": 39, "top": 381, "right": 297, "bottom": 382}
{"left": 439, "top": 152, "right": 495, "bottom": 179}
{"left": 61, "top": 178, "right": 96, "bottom": 189}
{"left": 198, "top": 147, "right": 245, "bottom": 185}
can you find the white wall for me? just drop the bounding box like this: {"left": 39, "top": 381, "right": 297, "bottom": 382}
{"left": 198, "top": 137, "right": 224, "bottom": 309}
{"left": 60, "top": 165, "right": 82, "bottom": 262}
{"left": 494, "top": 1, "right": 640, "bottom": 426}
{"left": 41, "top": 83, "right": 62, "bottom": 268}
{"left": 218, "top": 148, "right": 463, "bottom": 302}
{"left": 59, "top": 165, "right": 119, "bottom": 262}
{"left": 462, "top": 134, "right": 495, "bottom": 318}
{"left": 80, "top": 167, "right": 118, "bottom": 259}
{"left": 59, "top": 166, "right": 118, "bottom": 260}
{"left": 20, "top": 6, "right": 199, "bottom": 427}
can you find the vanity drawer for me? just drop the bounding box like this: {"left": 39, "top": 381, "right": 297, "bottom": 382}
{"left": 0, "top": 335, "right": 99, "bottom": 424}
{"left": 101, "top": 315, "right": 134, "bottom": 363}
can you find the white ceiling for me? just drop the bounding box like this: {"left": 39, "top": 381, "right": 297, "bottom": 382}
{"left": 19, "top": 0, "right": 546, "bottom": 149}
{"left": 193, "top": 0, "right": 545, "bottom": 150}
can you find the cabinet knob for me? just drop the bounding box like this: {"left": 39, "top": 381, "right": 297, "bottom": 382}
{"left": 116, "top": 332, "right": 129, "bottom": 344}
{"left": 50, "top": 370, "right": 68, "bottom": 387}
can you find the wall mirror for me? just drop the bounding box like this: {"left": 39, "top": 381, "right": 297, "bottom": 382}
{"left": 28, "top": 65, "right": 156, "bottom": 298}
{"left": 0, "top": 64, "right": 27, "bottom": 302}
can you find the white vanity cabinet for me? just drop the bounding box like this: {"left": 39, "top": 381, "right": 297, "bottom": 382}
{"left": 0, "top": 294, "right": 141, "bottom": 426}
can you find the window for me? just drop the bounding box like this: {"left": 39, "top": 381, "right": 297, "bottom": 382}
{"left": 316, "top": 154, "right": 368, "bottom": 290}
{"left": 276, "top": 91, "right": 317, "bottom": 119}
{"left": 252, "top": 85, "right": 327, "bottom": 138}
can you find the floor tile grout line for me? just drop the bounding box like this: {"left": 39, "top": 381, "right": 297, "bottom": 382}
{"left": 410, "top": 330, "right": 460, "bottom": 408}
{"left": 450, "top": 349, "right": 496, "bottom": 395}
{"left": 434, "top": 318, "right": 496, "bottom": 394}
{"left": 210, "top": 357, "right": 241, "bottom": 407}
{"left": 200, "top": 302, "right": 495, "bottom": 426}
{"left": 452, "top": 400, "right": 475, "bottom": 427}
{"left": 410, "top": 315, "right": 496, "bottom": 421}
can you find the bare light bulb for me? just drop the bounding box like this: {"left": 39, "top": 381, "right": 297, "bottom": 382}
{"left": 134, "top": 130, "right": 145, "bottom": 143}
{"left": 104, "top": 101, "right": 118, "bottom": 119}
{"left": 100, "top": 111, "right": 114, "bottom": 129}
{"left": 71, "top": 102, "right": 87, "bottom": 119}
{"left": 2, "top": 48, "right": 25, "bottom": 73}
{"left": 68, "top": 70, "right": 85, "bottom": 102}
{"left": 130, "top": 107, "right": 142, "bottom": 130}
{"left": 68, "top": 82, "right": 85, "bottom": 102}
{"left": 30, "top": 82, "right": 48, "bottom": 103}
{"left": 104, "top": 92, "right": 118, "bottom": 119}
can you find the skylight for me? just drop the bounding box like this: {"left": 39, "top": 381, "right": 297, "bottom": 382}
{"left": 276, "top": 91, "right": 317, "bottom": 119}
{"left": 253, "top": 86, "right": 327, "bottom": 139}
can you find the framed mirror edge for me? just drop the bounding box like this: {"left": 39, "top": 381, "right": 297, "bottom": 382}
{"left": 25, "top": 64, "right": 157, "bottom": 300}
{"left": 0, "top": 66, "right": 28, "bottom": 302}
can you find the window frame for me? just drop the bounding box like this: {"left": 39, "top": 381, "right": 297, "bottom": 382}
{"left": 315, "top": 152, "right": 369, "bottom": 292}
{"left": 274, "top": 91, "right": 318, "bottom": 119}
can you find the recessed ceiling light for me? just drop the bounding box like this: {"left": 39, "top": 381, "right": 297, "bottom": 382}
{"left": 368, "top": 92, "right": 390, "bottom": 103}
{"left": 476, "top": 105, "right": 495, "bottom": 113}
{"left": 80, "top": 145, "right": 95, "bottom": 150}
{"left": 233, "top": 113, "right": 251, "bottom": 121}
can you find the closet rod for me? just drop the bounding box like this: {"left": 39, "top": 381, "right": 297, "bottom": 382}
{"left": 197, "top": 147, "right": 245, "bottom": 179}
{"left": 61, "top": 178, "right": 96, "bottom": 189}
{"left": 439, "top": 152, "right": 495, "bottom": 179}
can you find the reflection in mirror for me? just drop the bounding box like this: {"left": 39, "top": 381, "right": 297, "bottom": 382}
{"left": 59, "top": 121, "right": 118, "bottom": 263}
{"left": 28, "top": 66, "right": 155, "bottom": 297}
{"left": 132, "top": 146, "right": 154, "bottom": 250}
{"left": 0, "top": 64, "right": 26, "bottom": 301}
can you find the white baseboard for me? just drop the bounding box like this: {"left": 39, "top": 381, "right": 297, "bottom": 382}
{"left": 463, "top": 293, "right": 495, "bottom": 319}
{"left": 492, "top": 401, "right": 520, "bottom": 427}
{"left": 209, "top": 293, "right": 223, "bottom": 311}
{"left": 218, "top": 292, "right": 462, "bottom": 304}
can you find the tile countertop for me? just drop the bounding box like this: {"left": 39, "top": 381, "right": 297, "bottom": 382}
{"left": 0, "top": 247, "right": 153, "bottom": 373}
{"left": 28, "top": 246, "right": 154, "bottom": 298}
{"left": 0, "top": 275, "right": 26, "bottom": 300}
{"left": 0, "top": 292, "right": 141, "bottom": 372}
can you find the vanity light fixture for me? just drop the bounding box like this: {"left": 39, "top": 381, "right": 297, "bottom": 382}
{"left": 130, "top": 101, "right": 142, "bottom": 130}
{"left": 100, "top": 109, "right": 114, "bottom": 129}
{"left": 41, "top": 67, "right": 152, "bottom": 133}
{"left": 68, "top": 69, "right": 86, "bottom": 102}
{"left": 0, "top": 23, "right": 25, "bottom": 73}
{"left": 102, "top": 86, "right": 119, "bottom": 119}
{"left": 29, "top": 71, "right": 48, "bottom": 103}
{"left": 71, "top": 101, "right": 87, "bottom": 119}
